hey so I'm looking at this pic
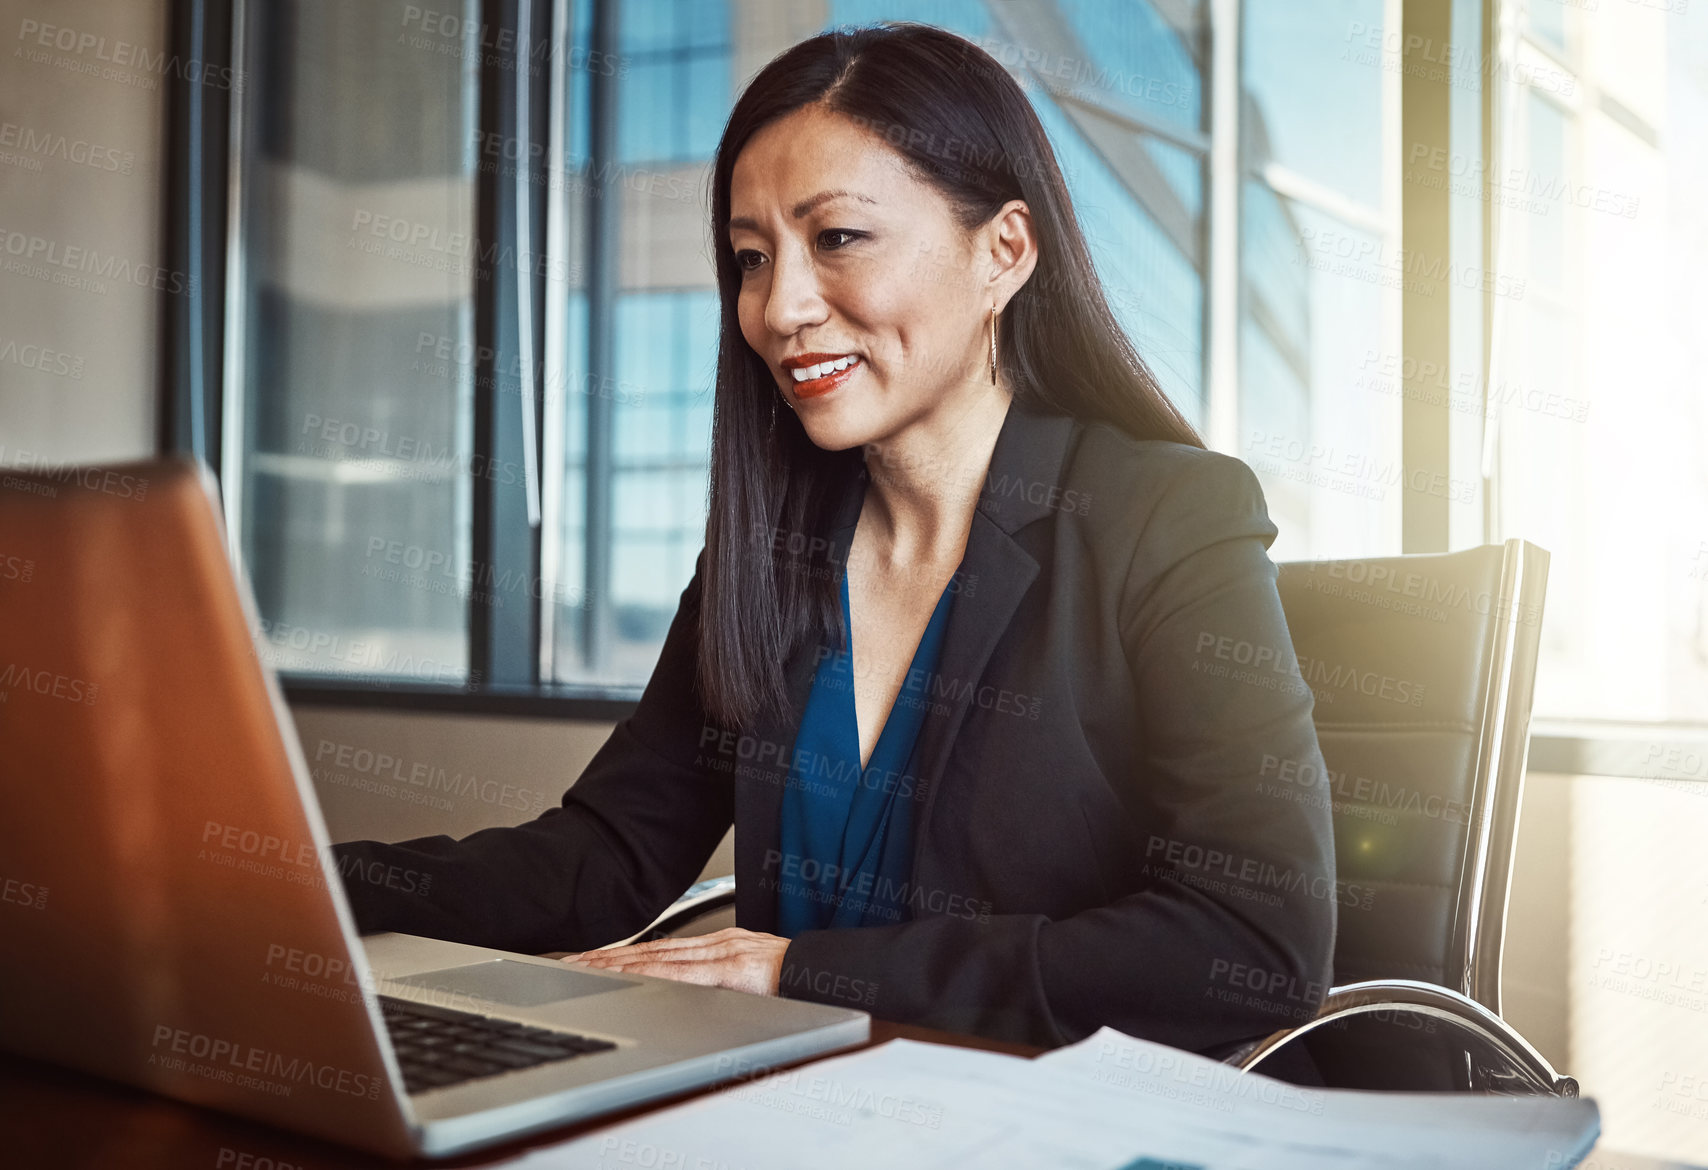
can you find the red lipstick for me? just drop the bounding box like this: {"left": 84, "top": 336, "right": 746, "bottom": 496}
{"left": 781, "top": 351, "right": 863, "bottom": 400}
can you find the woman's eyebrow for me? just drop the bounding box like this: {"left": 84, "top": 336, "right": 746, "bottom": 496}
{"left": 728, "top": 189, "right": 878, "bottom": 234}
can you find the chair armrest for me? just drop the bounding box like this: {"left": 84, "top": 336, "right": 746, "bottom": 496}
{"left": 1224, "top": 979, "right": 1579, "bottom": 1097}
{"left": 600, "top": 874, "right": 737, "bottom": 948}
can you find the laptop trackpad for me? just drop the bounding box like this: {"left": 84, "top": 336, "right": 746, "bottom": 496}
{"left": 393, "top": 960, "right": 639, "bottom": 1008}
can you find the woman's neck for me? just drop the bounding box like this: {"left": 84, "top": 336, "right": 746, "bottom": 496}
{"left": 858, "top": 385, "right": 1013, "bottom": 567}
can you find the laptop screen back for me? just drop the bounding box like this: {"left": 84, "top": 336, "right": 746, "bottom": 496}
{"left": 0, "top": 458, "right": 415, "bottom": 1158}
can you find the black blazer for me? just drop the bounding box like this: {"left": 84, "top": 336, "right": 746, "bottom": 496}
{"left": 334, "top": 398, "right": 1338, "bottom": 1054}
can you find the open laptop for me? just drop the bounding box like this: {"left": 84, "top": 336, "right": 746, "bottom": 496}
{"left": 0, "top": 456, "right": 868, "bottom": 1158}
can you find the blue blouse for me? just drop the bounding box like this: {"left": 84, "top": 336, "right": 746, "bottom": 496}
{"left": 774, "top": 569, "right": 956, "bottom": 937}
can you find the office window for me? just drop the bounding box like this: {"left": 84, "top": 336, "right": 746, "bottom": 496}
{"left": 1030, "top": 63, "right": 1208, "bottom": 431}
{"left": 226, "top": 0, "right": 479, "bottom": 687}
{"left": 547, "top": 1, "right": 733, "bottom": 687}
{"left": 618, "top": 0, "right": 730, "bottom": 163}
{"left": 1527, "top": 0, "right": 1568, "bottom": 55}
{"left": 1056, "top": 0, "right": 1204, "bottom": 131}
{"left": 997, "top": 0, "right": 1210, "bottom": 427}
{"left": 1237, "top": 0, "right": 1400, "bottom": 561}
{"left": 1487, "top": 6, "right": 1707, "bottom": 725}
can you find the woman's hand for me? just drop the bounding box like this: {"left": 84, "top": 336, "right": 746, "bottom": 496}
{"left": 560, "top": 928, "right": 790, "bottom": 997}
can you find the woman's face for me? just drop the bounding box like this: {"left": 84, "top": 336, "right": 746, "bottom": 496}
{"left": 728, "top": 104, "right": 1031, "bottom": 453}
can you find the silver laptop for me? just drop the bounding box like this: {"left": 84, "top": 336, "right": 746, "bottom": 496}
{"left": 0, "top": 457, "right": 868, "bottom": 1158}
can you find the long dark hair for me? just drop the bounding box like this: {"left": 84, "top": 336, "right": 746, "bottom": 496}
{"left": 698, "top": 21, "right": 1204, "bottom": 731}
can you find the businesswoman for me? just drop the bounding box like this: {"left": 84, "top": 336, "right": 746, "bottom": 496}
{"left": 335, "top": 22, "right": 1337, "bottom": 1055}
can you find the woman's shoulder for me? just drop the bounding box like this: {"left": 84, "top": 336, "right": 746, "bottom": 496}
{"left": 1064, "top": 416, "right": 1267, "bottom": 524}
{"left": 1053, "top": 415, "right": 1279, "bottom": 604}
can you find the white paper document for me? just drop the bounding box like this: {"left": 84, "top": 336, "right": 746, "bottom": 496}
{"left": 509, "top": 1026, "right": 1599, "bottom": 1170}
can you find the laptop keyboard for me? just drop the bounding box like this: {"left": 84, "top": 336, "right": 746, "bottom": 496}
{"left": 379, "top": 995, "right": 617, "bottom": 1095}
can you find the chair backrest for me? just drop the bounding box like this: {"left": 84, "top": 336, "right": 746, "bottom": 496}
{"left": 1274, "top": 539, "right": 1549, "bottom": 1015}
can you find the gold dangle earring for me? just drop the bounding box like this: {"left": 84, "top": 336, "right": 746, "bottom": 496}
{"left": 989, "top": 304, "right": 998, "bottom": 385}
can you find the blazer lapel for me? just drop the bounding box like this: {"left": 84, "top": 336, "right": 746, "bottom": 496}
{"left": 733, "top": 399, "right": 1078, "bottom": 932}
{"left": 902, "top": 400, "right": 1077, "bottom": 880}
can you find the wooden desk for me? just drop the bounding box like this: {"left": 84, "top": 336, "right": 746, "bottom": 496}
{"left": 0, "top": 1025, "right": 1698, "bottom": 1169}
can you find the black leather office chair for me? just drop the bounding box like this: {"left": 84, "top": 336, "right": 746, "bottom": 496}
{"left": 1227, "top": 537, "right": 1573, "bottom": 1095}
{"left": 627, "top": 538, "right": 1573, "bottom": 1096}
